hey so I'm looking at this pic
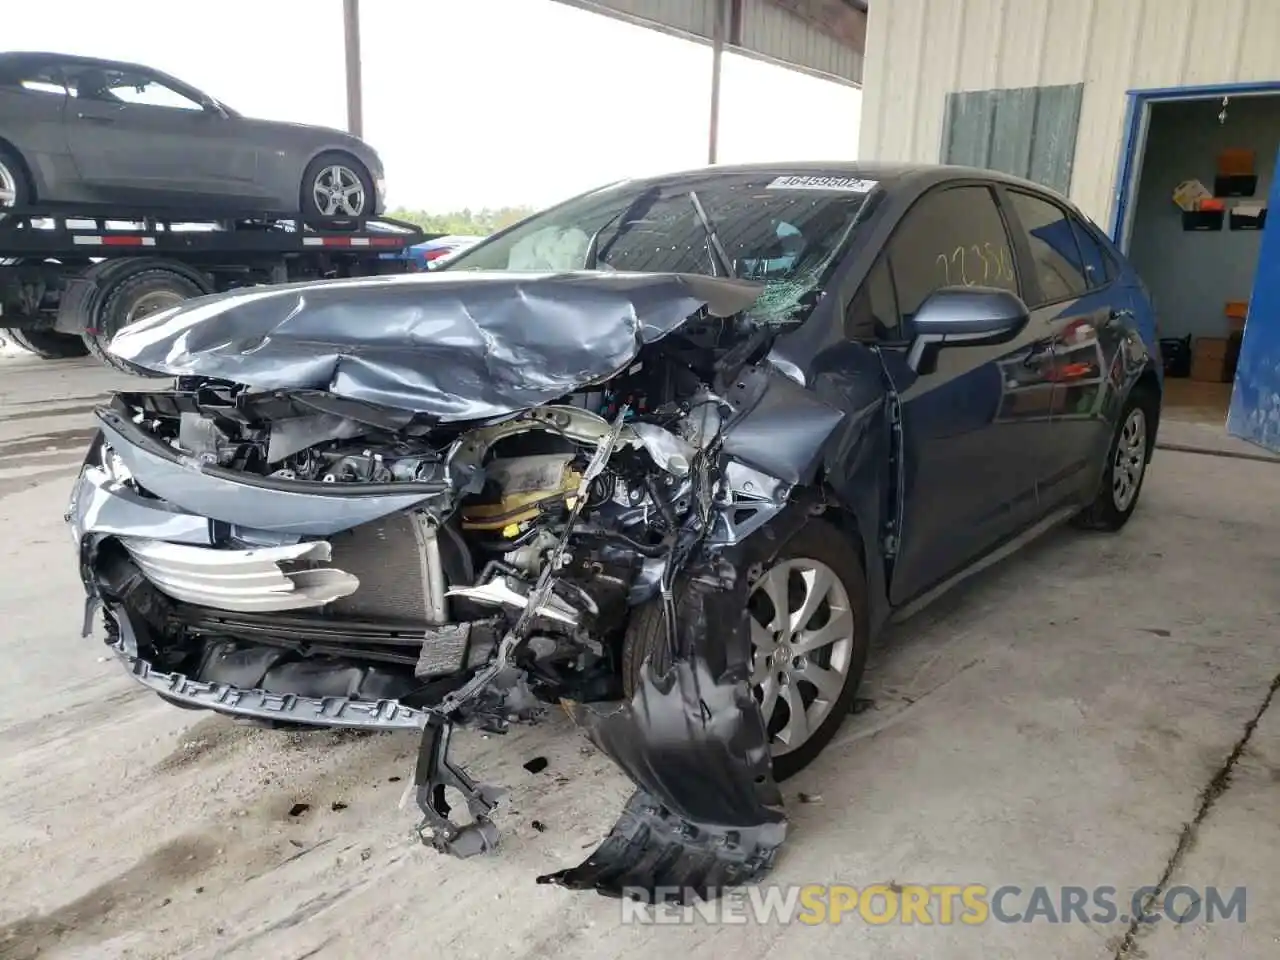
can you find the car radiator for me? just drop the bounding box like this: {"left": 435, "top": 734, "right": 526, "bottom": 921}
{"left": 325, "top": 512, "right": 456, "bottom": 625}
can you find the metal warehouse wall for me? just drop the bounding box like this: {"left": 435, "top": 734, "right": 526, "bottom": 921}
{"left": 561, "top": 0, "right": 864, "bottom": 83}
{"left": 860, "top": 0, "right": 1280, "bottom": 225}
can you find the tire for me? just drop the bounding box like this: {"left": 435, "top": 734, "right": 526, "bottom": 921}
{"left": 81, "top": 269, "right": 204, "bottom": 377}
{"left": 621, "top": 518, "right": 870, "bottom": 781}
{"left": 1071, "top": 385, "right": 1158, "bottom": 532}
{"left": 300, "top": 152, "right": 375, "bottom": 224}
{"left": 2, "top": 327, "right": 89, "bottom": 359}
{"left": 0, "top": 144, "right": 30, "bottom": 217}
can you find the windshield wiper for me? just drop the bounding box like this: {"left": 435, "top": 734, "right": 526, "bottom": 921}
{"left": 688, "top": 191, "right": 735, "bottom": 278}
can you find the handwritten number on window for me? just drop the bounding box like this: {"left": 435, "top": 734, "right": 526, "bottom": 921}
{"left": 937, "top": 244, "right": 1013, "bottom": 287}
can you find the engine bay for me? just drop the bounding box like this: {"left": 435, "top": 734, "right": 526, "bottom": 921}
{"left": 96, "top": 317, "right": 768, "bottom": 716}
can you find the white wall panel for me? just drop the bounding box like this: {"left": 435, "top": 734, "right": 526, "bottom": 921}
{"left": 860, "top": 0, "right": 1280, "bottom": 225}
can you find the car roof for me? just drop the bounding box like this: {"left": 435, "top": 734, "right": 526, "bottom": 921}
{"left": 0, "top": 51, "right": 156, "bottom": 75}
{"left": 610, "top": 160, "right": 1070, "bottom": 203}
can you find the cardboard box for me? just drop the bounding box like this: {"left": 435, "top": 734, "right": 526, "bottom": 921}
{"left": 1173, "top": 179, "right": 1213, "bottom": 211}
{"left": 1191, "top": 337, "right": 1231, "bottom": 382}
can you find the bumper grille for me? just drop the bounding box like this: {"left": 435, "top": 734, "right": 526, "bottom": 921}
{"left": 119, "top": 538, "right": 359, "bottom": 612}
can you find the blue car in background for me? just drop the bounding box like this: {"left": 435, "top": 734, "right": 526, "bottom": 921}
{"left": 382, "top": 234, "right": 483, "bottom": 270}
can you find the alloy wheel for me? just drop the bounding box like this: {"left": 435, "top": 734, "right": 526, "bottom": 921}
{"left": 0, "top": 160, "right": 18, "bottom": 220}
{"left": 748, "top": 557, "right": 856, "bottom": 756}
{"left": 1112, "top": 407, "right": 1148, "bottom": 511}
{"left": 312, "top": 165, "right": 366, "bottom": 218}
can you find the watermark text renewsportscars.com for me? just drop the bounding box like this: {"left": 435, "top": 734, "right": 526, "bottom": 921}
{"left": 619, "top": 884, "right": 1247, "bottom": 926}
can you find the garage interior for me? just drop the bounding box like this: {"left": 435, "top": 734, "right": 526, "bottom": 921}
{"left": 1124, "top": 92, "right": 1278, "bottom": 427}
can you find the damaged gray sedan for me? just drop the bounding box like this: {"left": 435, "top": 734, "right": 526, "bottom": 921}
{"left": 67, "top": 164, "right": 1163, "bottom": 903}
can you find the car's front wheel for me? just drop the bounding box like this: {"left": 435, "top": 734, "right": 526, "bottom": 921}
{"left": 622, "top": 518, "right": 870, "bottom": 781}
{"left": 301, "top": 152, "right": 374, "bottom": 224}
{"left": 1072, "top": 384, "right": 1158, "bottom": 531}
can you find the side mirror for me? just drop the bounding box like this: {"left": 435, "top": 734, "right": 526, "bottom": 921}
{"left": 906, "top": 286, "right": 1030, "bottom": 371}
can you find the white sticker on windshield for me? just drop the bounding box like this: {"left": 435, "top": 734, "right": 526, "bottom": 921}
{"left": 765, "top": 175, "right": 878, "bottom": 193}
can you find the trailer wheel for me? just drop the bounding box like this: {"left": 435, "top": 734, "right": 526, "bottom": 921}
{"left": 82, "top": 269, "right": 203, "bottom": 376}
{"left": 301, "top": 151, "right": 374, "bottom": 224}
{"left": 2, "top": 327, "right": 89, "bottom": 359}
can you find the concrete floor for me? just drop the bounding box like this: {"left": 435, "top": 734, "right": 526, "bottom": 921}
{"left": 1, "top": 353, "right": 1278, "bottom": 959}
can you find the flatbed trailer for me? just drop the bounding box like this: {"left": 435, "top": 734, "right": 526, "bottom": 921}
{"left": 0, "top": 206, "right": 433, "bottom": 372}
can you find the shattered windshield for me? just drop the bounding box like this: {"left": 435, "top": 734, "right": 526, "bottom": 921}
{"left": 441, "top": 172, "right": 875, "bottom": 325}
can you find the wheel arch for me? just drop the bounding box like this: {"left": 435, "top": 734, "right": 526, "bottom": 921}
{"left": 300, "top": 147, "right": 374, "bottom": 190}
{"left": 815, "top": 485, "right": 892, "bottom": 636}
{"left": 1130, "top": 364, "right": 1163, "bottom": 461}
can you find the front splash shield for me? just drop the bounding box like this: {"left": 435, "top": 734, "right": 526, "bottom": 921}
{"left": 539, "top": 524, "right": 807, "bottom": 903}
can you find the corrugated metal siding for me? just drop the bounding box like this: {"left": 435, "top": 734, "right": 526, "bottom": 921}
{"left": 739, "top": 0, "right": 863, "bottom": 87}
{"left": 557, "top": 0, "right": 863, "bottom": 83}
{"left": 570, "top": 0, "right": 720, "bottom": 38}
{"left": 941, "top": 84, "right": 1084, "bottom": 195}
{"left": 860, "top": 0, "right": 1280, "bottom": 225}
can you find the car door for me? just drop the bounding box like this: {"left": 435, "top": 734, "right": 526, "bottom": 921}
{"left": 868, "top": 183, "right": 1058, "bottom": 605}
{"left": 1000, "top": 188, "right": 1123, "bottom": 509}
{"left": 62, "top": 66, "right": 255, "bottom": 207}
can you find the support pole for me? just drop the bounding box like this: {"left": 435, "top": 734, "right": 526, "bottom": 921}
{"left": 708, "top": 0, "right": 725, "bottom": 164}
{"left": 343, "top": 0, "right": 364, "bottom": 138}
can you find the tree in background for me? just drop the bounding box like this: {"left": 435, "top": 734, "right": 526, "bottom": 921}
{"left": 389, "top": 206, "right": 535, "bottom": 237}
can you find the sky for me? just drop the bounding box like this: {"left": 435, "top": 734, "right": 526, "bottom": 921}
{"left": 7, "top": 0, "right": 862, "bottom": 212}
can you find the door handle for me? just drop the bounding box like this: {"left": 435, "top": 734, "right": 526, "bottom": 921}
{"left": 76, "top": 112, "right": 117, "bottom": 123}
{"left": 1110, "top": 308, "right": 1134, "bottom": 321}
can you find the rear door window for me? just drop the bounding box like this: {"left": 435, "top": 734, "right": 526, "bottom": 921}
{"left": 1006, "top": 190, "right": 1089, "bottom": 304}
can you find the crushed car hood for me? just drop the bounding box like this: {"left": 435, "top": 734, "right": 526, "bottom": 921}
{"left": 109, "top": 271, "right": 764, "bottom": 421}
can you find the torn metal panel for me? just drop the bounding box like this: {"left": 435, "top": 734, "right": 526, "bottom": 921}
{"left": 108, "top": 271, "right": 763, "bottom": 419}
{"left": 721, "top": 365, "right": 847, "bottom": 485}
{"left": 66, "top": 463, "right": 214, "bottom": 546}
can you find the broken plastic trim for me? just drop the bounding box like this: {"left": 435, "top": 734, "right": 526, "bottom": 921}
{"left": 105, "top": 604, "right": 430, "bottom": 729}
{"left": 537, "top": 510, "right": 814, "bottom": 903}
{"left": 412, "top": 715, "right": 504, "bottom": 857}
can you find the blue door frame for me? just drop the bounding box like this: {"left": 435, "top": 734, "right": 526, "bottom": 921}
{"left": 1109, "top": 81, "right": 1280, "bottom": 453}
{"left": 1109, "top": 81, "right": 1280, "bottom": 247}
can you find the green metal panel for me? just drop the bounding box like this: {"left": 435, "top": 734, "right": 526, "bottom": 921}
{"left": 942, "top": 83, "right": 1084, "bottom": 195}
